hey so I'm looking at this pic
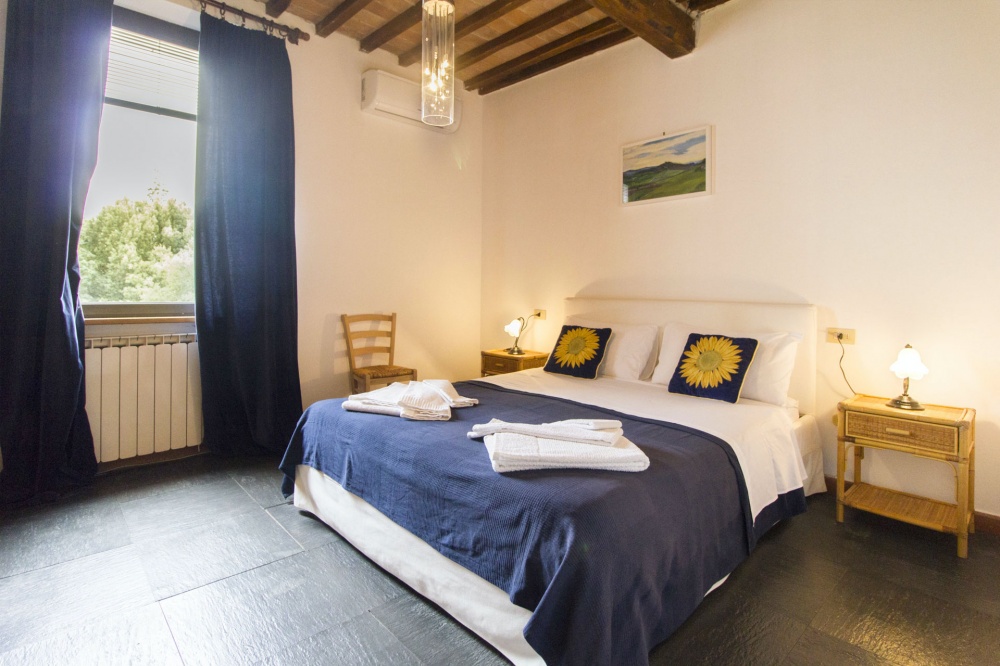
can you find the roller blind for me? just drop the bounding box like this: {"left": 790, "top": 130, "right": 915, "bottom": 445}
{"left": 104, "top": 26, "right": 199, "bottom": 118}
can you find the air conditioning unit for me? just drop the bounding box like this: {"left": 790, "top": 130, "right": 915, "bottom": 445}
{"left": 360, "top": 69, "right": 462, "bottom": 134}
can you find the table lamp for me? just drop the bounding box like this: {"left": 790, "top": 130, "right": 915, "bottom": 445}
{"left": 504, "top": 312, "right": 539, "bottom": 355}
{"left": 887, "top": 344, "right": 929, "bottom": 410}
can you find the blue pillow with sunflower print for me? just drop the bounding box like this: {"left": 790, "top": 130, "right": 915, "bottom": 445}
{"left": 543, "top": 325, "right": 613, "bottom": 379}
{"left": 667, "top": 333, "right": 759, "bottom": 403}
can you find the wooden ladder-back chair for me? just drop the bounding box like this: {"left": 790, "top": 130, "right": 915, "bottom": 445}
{"left": 342, "top": 313, "right": 417, "bottom": 394}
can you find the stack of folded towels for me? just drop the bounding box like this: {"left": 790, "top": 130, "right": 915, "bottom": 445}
{"left": 343, "top": 379, "right": 478, "bottom": 420}
{"left": 468, "top": 418, "right": 649, "bottom": 473}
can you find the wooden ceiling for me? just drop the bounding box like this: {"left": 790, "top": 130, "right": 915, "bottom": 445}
{"left": 259, "top": 0, "right": 732, "bottom": 94}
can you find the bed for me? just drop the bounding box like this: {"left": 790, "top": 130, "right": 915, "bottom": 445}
{"left": 279, "top": 298, "right": 824, "bottom": 665}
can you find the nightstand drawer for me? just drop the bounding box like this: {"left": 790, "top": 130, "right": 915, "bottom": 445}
{"left": 483, "top": 355, "right": 521, "bottom": 374}
{"left": 844, "top": 411, "right": 958, "bottom": 456}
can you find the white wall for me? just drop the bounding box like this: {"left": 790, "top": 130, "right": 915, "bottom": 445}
{"left": 291, "top": 33, "right": 483, "bottom": 407}
{"left": 481, "top": 0, "right": 1000, "bottom": 515}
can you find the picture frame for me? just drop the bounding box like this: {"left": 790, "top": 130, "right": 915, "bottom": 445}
{"left": 621, "top": 125, "right": 713, "bottom": 205}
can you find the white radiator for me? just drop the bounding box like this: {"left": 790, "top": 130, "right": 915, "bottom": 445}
{"left": 84, "top": 334, "right": 203, "bottom": 463}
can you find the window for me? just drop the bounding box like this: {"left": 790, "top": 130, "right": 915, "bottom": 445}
{"left": 80, "top": 8, "right": 199, "bottom": 311}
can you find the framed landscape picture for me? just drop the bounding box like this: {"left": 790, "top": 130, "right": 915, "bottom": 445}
{"left": 621, "top": 126, "right": 713, "bottom": 205}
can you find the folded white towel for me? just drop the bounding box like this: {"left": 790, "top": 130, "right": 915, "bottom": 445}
{"left": 342, "top": 397, "right": 450, "bottom": 421}
{"left": 423, "top": 379, "right": 479, "bottom": 407}
{"left": 342, "top": 400, "right": 405, "bottom": 417}
{"left": 349, "top": 382, "right": 409, "bottom": 405}
{"left": 468, "top": 418, "right": 623, "bottom": 447}
{"left": 483, "top": 432, "right": 649, "bottom": 473}
{"left": 345, "top": 380, "right": 476, "bottom": 421}
{"left": 551, "top": 419, "right": 621, "bottom": 431}
{"left": 397, "top": 381, "right": 452, "bottom": 420}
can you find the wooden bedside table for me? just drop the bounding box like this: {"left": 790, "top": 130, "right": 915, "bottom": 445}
{"left": 481, "top": 348, "right": 548, "bottom": 376}
{"left": 837, "top": 394, "right": 976, "bottom": 557}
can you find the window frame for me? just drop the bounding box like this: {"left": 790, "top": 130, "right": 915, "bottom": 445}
{"left": 82, "top": 7, "right": 200, "bottom": 322}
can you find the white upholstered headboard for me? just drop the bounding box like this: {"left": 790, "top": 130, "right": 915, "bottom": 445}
{"left": 565, "top": 297, "right": 818, "bottom": 415}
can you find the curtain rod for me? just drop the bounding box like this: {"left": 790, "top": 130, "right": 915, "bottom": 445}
{"left": 199, "top": 0, "right": 310, "bottom": 44}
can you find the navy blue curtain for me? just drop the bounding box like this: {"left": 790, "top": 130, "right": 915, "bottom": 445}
{"left": 0, "top": 0, "right": 112, "bottom": 505}
{"left": 195, "top": 14, "right": 302, "bottom": 456}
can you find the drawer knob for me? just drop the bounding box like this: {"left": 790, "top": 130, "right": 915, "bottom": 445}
{"left": 885, "top": 427, "right": 911, "bottom": 436}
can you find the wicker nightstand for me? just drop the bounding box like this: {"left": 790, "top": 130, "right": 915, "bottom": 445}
{"left": 480, "top": 348, "right": 548, "bottom": 376}
{"left": 837, "top": 394, "right": 976, "bottom": 557}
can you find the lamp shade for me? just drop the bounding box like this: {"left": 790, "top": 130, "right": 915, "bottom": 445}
{"left": 504, "top": 319, "right": 522, "bottom": 338}
{"left": 889, "top": 344, "right": 929, "bottom": 380}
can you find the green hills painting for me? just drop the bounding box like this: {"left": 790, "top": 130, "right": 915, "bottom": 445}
{"left": 622, "top": 127, "right": 712, "bottom": 204}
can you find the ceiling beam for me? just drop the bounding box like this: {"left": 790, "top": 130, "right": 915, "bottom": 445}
{"left": 683, "top": 0, "right": 731, "bottom": 11}
{"left": 316, "top": 0, "right": 377, "bottom": 38}
{"left": 478, "top": 27, "right": 635, "bottom": 94}
{"left": 397, "top": 0, "right": 533, "bottom": 68}
{"left": 479, "top": 28, "right": 635, "bottom": 95}
{"left": 584, "top": 0, "right": 693, "bottom": 58}
{"left": 455, "top": 0, "right": 592, "bottom": 75}
{"left": 464, "top": 17, "right": 618, "bottom": 91}
{"left": 265, "top": 0, "right": 292, "bottom": 18}
{"left": 359, "top": 3, "right": 421, "bottom": 53}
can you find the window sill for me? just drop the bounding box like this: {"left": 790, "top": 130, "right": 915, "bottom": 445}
{"left": 84, "top": 316, "right": 195, "bottom": 326}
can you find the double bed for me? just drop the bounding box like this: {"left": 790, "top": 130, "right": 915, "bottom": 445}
{"left": 280, "top": 298, "right": 825, "bottom": 665}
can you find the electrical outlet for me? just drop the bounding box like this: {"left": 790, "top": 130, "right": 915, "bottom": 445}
{"left": 533, "top": 309, "right": 546, "bottom": 320}
{"left": 826, "top": 328, "right": 856, "bottom": 344}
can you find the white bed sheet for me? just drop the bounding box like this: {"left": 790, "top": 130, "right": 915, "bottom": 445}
{"left": 479, "top": 369, "right": 809, "bottom": 521}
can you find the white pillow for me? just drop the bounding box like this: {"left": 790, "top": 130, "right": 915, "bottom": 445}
{"left": 740, "top": 331, "right": 801, "bottom": 407}
{"left": 650, "top": 323, "right": 801, "bottom": 407}
{"left": 565, "top": 317, "right": 659, "bottom": 381}
{"left": 649, "top": 322, "right": 697, "bottom": 386}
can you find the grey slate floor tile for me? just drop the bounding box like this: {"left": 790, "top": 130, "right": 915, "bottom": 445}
{"left": 810, "top": 569, "right": 1000, "bottom": 666}
{"left": 120, "top": 474, "right": 260, "bottom": 542}
{"left": 0, "top": 603, "right": 182, "bottom": 666}
{"left": 3, "top": 457, "right": 1000, "bottom": 665}
{"left": 780, "top": 627, "right": 899, "bottom": 666}
{"left": 266, "top": 502, "right": 341, "bottom": 550}
{"left": 228, "top": 456, "right": 290, "bottom": 509}
{"left": 370, "top": 591, "right": 509, "bottom": 666}
{"left": 135, "top": 509, "right": 302, "bottom": 600}
{"left": 160, "top": 541, "right": 405, "bottom": 666}
{"left": 0, "top": 545, "right": 154, "bottom": 654}
{"left": 650, "top": 583, "right": 809, "bottom": 666}
{"left": 0, "top": 490, "right": 130, "bottom": 579}
{"left": 255, "top": 611, "right": 422, "bottom": 666}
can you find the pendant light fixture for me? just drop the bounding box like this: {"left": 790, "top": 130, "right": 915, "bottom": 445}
{"left": 421, "top": 0, "right": 455, "bottom": 126}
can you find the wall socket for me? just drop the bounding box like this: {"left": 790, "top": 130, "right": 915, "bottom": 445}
{"left": 826, "top": 328, "right": 856, "bottom": 344}
{"left": 533, "top": 309, "right": 547, "bottom": 320}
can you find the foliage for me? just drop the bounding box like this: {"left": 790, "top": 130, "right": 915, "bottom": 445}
{"left": 79, "top": 185, "right": 194, "bottom": 303}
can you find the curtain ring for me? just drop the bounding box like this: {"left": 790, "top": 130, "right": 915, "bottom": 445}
{"left": 241, "top": 15, "right": 246, "bottom": 27}
{"left": 199, "top": 0, "right": 206, "bottom": 10}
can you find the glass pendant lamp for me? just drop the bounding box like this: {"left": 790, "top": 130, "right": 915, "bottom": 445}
{"left": 421, "top": 0, "right": 455, "bottom": 126}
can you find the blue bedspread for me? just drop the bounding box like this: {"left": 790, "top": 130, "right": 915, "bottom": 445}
{"left": 279, "top": 382, "right": 805, "bottom": 665}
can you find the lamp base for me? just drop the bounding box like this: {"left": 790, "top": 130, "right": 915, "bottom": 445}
{"left": 887, "top": 394, "right": 924, "bottom": 410}
{"left": 506, "top": 345, "right": 524, "bottom": 356}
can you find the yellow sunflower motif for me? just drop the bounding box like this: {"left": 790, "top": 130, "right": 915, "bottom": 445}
{"left": 679, "top": 336, "right": 743, "bottom": 389}
{"left": 553, "top": 327, "right": 601, "bottom": 368}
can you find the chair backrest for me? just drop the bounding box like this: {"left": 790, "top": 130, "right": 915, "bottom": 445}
{"left": 342, "top": 313, "right": 398, "bottom": 372}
